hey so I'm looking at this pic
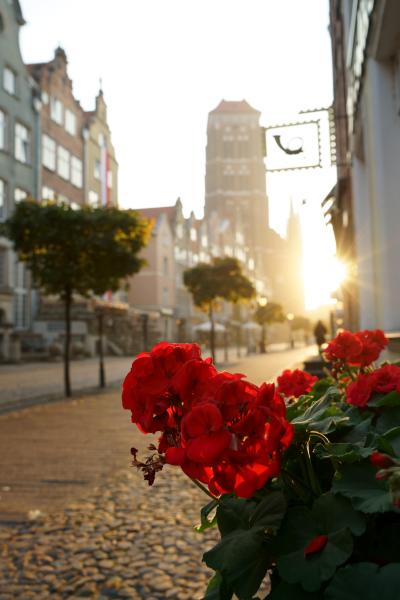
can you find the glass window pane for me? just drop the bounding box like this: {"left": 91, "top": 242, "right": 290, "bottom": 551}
{"left": 15, "top": 123, "right": 30, "bottom": 163}
{"left": 0, "top": 109, "right": 6, "bottom": 150}
{"left": 0, "top": 179, "right": 7, "bottom": 221}
{"left": 42, "top": 134, "right": 56, "bottom": 170}
{"left": 57, "top": 146, "right": 70, "bottom": 180}
{"left": 3, "top": 68, "right": 16, "bottom": 95}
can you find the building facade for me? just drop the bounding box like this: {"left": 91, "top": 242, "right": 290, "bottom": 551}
{"left": 329, "top": 0, "right": 400, "bottom": 332}
{"left": 84, "top": 89, "right": 118, "bottom": 207}
{"left": 127, "top": 207, "right": 176, "bottom": 341}
{"left": 28, "top": 48, "right": 85, "bottom": 206}
{"left": 205, "top": 100, "right": 272, "bottom": 296}
{"left": 0, "top": 0, "right": 37, "bottom": 356}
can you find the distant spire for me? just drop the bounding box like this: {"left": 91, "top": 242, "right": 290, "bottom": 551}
{"left": 99, "top": 77, "right": 103, "bottom": 94}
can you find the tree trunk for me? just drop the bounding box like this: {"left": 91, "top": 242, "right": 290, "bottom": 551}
{"left": 64, "top": 287, "right": 72, "bottom": 397}
{"left": 209, "top": 303, "right": 216, "bottom": 364}
{"left": 260, "top": 323, "right": 267, "bottom": 353}
{"left": 98, "top": 312, "right": 106, "bottom": 388}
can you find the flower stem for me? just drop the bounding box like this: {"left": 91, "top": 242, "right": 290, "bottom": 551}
{"left": 190, "top": 478, "right": 219, "bottom": 502}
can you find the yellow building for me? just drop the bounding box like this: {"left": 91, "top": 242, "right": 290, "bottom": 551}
{"left": 84, "top": 89, "right": 118, "bottom": 207}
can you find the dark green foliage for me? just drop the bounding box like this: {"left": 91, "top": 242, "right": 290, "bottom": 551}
{"left": 183, "top": 256, "right": 255, "bottom": 362}
{"left": 199, "top": 381, "right": 400, "bottom": 599}
{"left": 2, "top": 200, "right": 151, "bottom": 395}
{"left": 2, "top": 200, "right": 151, "bottom": 296}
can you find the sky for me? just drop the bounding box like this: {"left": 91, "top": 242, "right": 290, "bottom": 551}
{"left": 18, "top": 0, "right": 337, "bottom": 309}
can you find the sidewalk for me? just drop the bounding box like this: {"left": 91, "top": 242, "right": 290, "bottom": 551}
{"left": 0, "top": 344, "right": 312, "bottom": 413}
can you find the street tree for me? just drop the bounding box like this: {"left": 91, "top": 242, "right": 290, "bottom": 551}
{"left": 253, "top": 301, "right": 285, "bottom": 353}
{"left": 184, "top": 257, "right": 255, "bottom": 362}
{"left": 2, "top": 200, "right": 151, "bottom": 397}
{"left": 291, "top": 315, "right": 312, "bottom": 343}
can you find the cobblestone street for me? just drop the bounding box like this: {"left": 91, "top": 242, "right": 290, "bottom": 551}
{"left": 0, "top": 346, "right": 313, "bottom": 599}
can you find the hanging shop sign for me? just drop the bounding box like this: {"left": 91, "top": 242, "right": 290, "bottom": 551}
{"left": 264, "top": 119, "right": 322, "bottom": 172}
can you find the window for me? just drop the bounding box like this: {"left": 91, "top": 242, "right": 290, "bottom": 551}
{"left": 50, "top": 97, "right": 63, "bottom": 125}
{"left": 190, "top": 228, "right": 197, "bottom": 241}
{"left": 88, "top": 190, "right": 99, "bottom": 206}
{"left": 98, "top": 133, "right": 105, "bottom": 147}
{"left": 0, "top": 179, "right": 7, "bottom": 221}
{"left": 14, "top": 188, "right": 27, "bottom": 203}
{"left": 94, "top": 159, "right": 101, "bottom": 180}
{"left": 163, "top": 286, "right": 169, "bottom": 305}
{"left": 42, "top": 186, "right": 55, "bottom": 200}
{"left": 57, "top": 146, "right": 70, "bottom": 180}
{"left": 0, "top": 109, "right": 7, "bottom": 150}
{"left": 163, "top": 256, "right": 168, "bottom": 275}
{"left": 0, "top": 250, "right": 6, "bottom": 286}
{"left": 3, "top": 67, "right": 16, "bottom": 95}
{"left": 65, "top": 109, "right": 76, "bottom": 135}
{"left": 71, "top": 156, "right": 83, "bottom": 188}
{"left": 41, "top": 91, "right": 49, "bottom": 105}
{"left": 42, "top": 134, "right": 56, "bottom": 170}
{"left": 15, "top": 123, "right": 30, "bottom": 163}
{"left": 107, "top": 170, "right": 113, "bottom": 189}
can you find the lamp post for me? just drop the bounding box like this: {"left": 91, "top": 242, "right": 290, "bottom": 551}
{"left": 259, "top": 296, "right": 267, "bottom": 354}
{"left": 287, "top": 312, "right": 294, "bottom": 349}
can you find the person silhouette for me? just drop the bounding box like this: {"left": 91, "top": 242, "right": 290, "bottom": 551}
{"left": 314, "top": 320, "right": 327, "bottom": 350}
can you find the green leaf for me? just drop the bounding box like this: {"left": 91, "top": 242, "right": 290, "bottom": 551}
{"left": 324, "top": 563, "right": 400, "bottom": 599}
{"left": 195, "top": 498, "right": 219, "bottom": 533}
{"left": 381, "top": 426, "right": 400, "bottom": 456}
{"left": 314, "top": 442, "right": 374, "bottom": 463}
{"left": 268, "top": 581, "right": 321, "bottom": 599}
{"left": 376, "top": 407, "right": 400, "bottom": 434}
{"left": 249, "top": 491, "right": 287, "bottom": 531}
{"left": 368, "top": 390, "right": 400, "bottom": 408}
{"left": 204, "top": 492, "right": 286, "bottom": 599}
{"left": 203, "top": 530, "right": 271, "bottom": 600}
{"left": 216, "top": 496, "right": 257, "bottom": 537}
{"left": 276, "top": 493, "right": 365, "bottom": 592}
{"left": 332, "top": 462, "right": 394, "bottom": 513}
{"left": 291, "top": 391, "right": 348, "bottom": 434}
{"left": 204, "top": 572, "right": 233, "bottom": 600}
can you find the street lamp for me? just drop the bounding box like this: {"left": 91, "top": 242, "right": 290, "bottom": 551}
{"left": 287, "top": 312, "right": 294, "bottom": 349}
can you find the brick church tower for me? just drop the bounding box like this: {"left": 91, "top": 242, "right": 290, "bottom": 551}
{"left": 204, "top": 100, "right": 278, "bottom": 296}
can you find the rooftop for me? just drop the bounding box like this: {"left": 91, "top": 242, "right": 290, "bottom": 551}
{"left": 210, "top": 99, "right": 260, "bottom": 115}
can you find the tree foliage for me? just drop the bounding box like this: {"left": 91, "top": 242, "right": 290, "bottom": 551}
{"left": 184, "top": 257, "right": 255, "bottom": 361}
{"left": 292, "top": 315, "right": 312, "bottom": 331}
{"left": 184, "top": 257, "right": 255, "bottom": 311}
{"left": 253, "top": 302, "right": 285, "bottom": 327}
{"left": 2, "top": 200, "right": 151, "bottom": 395}
{"left": 3, "top": 200, "right": 151, "bottom": 297}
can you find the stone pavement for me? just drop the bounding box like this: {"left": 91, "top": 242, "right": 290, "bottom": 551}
{"left": 0, "top": 346, "right": 313, "bottom": 599}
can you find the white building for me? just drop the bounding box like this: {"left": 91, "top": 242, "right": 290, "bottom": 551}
{"left": 330, "top": 0, "right": 400, "bottom": 331}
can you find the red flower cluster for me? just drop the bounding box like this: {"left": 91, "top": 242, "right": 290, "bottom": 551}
{"left": 346, "top": 364, "right": 400, "bottom": 407}
{"left": 304, "top": 534, "right": 328, "bottom": 557}
{"left": 324, "top": 329, "right": 388, "bottom": 367}
{"left": 122, "top": 342, "right": 293, "bottom": 498}
{"left": 277, "top": 369, "right": 317, "bottom": 398}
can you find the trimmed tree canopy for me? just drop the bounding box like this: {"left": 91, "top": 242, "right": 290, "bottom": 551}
{"left": 2, "top": 200, "right": 152, "bottom": 297}
{"left": 183, "top": 256, "right": 255, "bottom": 311}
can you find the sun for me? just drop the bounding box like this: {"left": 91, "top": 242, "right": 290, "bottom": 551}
{"left": 303, "top": 254, "right": 348, "bottom": 311}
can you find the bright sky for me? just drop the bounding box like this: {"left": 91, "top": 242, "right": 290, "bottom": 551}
{"left": 18, "top": 0, "right": 338, "bottom": 310}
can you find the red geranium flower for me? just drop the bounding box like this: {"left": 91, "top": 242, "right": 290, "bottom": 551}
{"left": 304, "top": 534, "right": 328, "bottom": 557}
{"left": 181, "top": 403, "right": 231, "bottom": 465}
{"left": 324, "top": 330, "right": 363, "bottom": 364}
{"left": 354, "top": 329, "right": 388, "bottom": 366}
{"left": 277, "top": 369, "right": 317, "bottom": 398}
{"left": 345, "top": 373, "right": 374, "bottom": 407}
{"left": 371, "top": 364, "right": 400, "bottom": 394}
{"left": 369, "top": 452, "right": 394, "bottom": 469}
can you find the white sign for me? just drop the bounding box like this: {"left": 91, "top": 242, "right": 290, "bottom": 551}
{"left": 265, "top": 120, "right": 321, "bottom": 172}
